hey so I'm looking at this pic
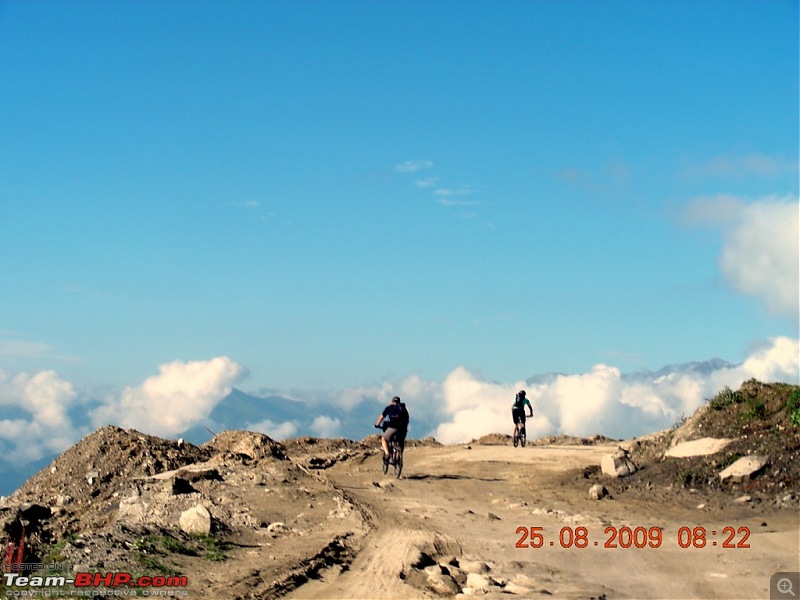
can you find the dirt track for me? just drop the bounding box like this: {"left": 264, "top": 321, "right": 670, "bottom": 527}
{"left": 287, "top": 443, "right": 799, "bottom": 599}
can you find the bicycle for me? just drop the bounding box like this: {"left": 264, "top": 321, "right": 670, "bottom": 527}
{"left": 512, "top": 420, "right": 527, "bottom": 448}
{"left": 377, "top": 427, "right": 404, "bottom": 478}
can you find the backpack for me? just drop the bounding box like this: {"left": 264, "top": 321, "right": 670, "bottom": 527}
{"left": 398, "top": 403, "right": 410, "bottom": 429}
{"left": 514, "top": 394, "right": 525, "bottom": 409}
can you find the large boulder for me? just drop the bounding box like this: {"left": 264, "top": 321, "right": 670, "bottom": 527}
{"left": 719, "top": 455, "right": 769, "bottom": 483}
{"left": 179, "top": 504, "right": 212, "bottom": 535}
{"left": 601, "top": 451, "right": 637, "bottom": 478}
{"left": 665, "top": 437, "right": 733, "bottom": 458}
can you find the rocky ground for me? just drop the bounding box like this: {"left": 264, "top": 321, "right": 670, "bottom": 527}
{"left": 0, "top": 379, "right": 798, "bottom": 599}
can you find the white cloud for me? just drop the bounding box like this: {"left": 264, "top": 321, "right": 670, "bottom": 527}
{"left": 684, "top": 195, "right": 799, "bottom": 318}
{"left": 0, "top": 369, "right": 82, "bottom": 463}
{"left": 90, "top": 357, "right": 248, "bottom": 437}
{"left": 335, "top": 374, "right": 444, "bottom": 415}
{"left": 433, "top": 337, "right": 799, "bottom": 444}
{"left": 247, "top": 419, "right": 297, "bottom": 440}
{"left": 395, "top": 160, "right": 434, "bottom": 173}
{"left": 415, "top": 177, "right": 439, "bottom": 187}
{"left": 310, "top": 415, "right": 341, "bottom": 438}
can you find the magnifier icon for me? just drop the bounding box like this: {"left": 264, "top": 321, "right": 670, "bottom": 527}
{"left": 778, "top": 578, "right": 796, "bottom": 597}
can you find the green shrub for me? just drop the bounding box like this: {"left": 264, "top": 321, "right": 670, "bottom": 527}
{"left": 709, "top": 386, "right": 740, "bottom": 410}
{"left": 748, "top": 397, "right": 766, "bottom": 419}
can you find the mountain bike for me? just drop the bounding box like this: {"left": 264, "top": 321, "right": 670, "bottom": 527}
{"left": 382, "top": 435, "right": 404, "bottom": 478}
{"left": 512, "top": 421, "right": 527, "bottom": 448}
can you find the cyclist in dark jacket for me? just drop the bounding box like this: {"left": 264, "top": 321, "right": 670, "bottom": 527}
{"left": 375, "top": 396, "right": 410, "bottom": 462}
{"left": 512, "top": 390, "right": 533, "bottom": 435}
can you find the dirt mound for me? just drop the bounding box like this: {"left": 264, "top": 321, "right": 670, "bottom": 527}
{"left": 0, "top": 427, "right": 368, "bottom": 598}
{"left": 202, "top": 430, "right": 288, "bottom": 463}
{"left": 471, "top": 433, "right": 511, "bottom": 445}
{"left": 586, "top": 380, "right": 800, "bottom": 510}
{"left": 532, "top": 434, "right": 617, "bottom": 446}
{"left": 282, "top": 437, "right": 372, "bottom": 470}
{"left": 405, "top": 437, "right": 443, "bottom": 448}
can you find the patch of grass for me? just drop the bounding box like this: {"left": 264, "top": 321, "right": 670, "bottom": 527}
{"left": 192, "top": 533, "right": 228, "bottom": 562}
{"left": 135, "top": 551, "right": 179, "bottom": 576}
{"left": 160, "top": 534, "right": 197, "bottom": 556}
{"left": 743, "top": 397, "right": 767, "bottom": 421}
{"left": 709, "top": 386, "right": 741, "bottom": 410}
{"left": 42, "top": 533, "right": 77, "bottom": 564}
{"left": 787, "top": 390, "right": 800, "bottom": 427}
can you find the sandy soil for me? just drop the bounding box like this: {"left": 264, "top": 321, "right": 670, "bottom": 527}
{"left": 283, "top": 443, "right": 799, "bottom": 600}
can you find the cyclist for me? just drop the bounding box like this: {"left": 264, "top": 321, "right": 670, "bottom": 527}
{"left": 512, "top": 390, "right": 533, "bottom": 438}
{"left": 375, "top": 396, "right": 409, "bottom": 464}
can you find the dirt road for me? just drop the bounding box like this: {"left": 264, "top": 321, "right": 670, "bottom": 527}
{"left": 287, "top": 443, "right": 799, "bottom": 599}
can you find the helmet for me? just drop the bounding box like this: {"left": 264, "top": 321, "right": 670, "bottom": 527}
{"left": 391, "top": 396, "right": 401, "bottom": 403}
{"left": 518, "top": 390, "right": 526, "bottom": 397}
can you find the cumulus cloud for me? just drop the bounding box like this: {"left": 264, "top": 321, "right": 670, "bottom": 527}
{"left": 684, "top": 195, "right": 799, "bottom": 318}
{"left": 433, "top": 337, "right": 799, "bottom": 444}
{"left": 310, "top": 416, "right": 341, "bottom": 438}
{"left": 90, "top": 357, "right": 248, "bottom": 437}
{"left": 0, "top": 369, "right": 82, "bottom": 463}
{"left": 248, "top": 419, "right": 297, "bottom": 440}
{"left": 336, "top": 374, "right": 443, "bottom": 414}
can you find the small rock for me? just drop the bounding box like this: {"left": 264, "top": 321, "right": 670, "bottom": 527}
{"left": 466, "top": 573, "right": 493, "bottom": 590}
{"left": 734, "top": 495, "right": 752, "bottom": 504}
{"left": 505, "top": 582, "right": 533, "bottom": 595}
{"left": 486, "top": 512, "right": 501, "bottom": 521}
{"left": 266, "top": 522, "right": 292, "bottom": 535}
{"left": 589, "top": 484, "right": 608, "bottom": 500}
{"left": 427, "top": 572, "right": 462, "bottom": 595}
{"left": 460, "top": 560, "right": 491, "bottom": 575}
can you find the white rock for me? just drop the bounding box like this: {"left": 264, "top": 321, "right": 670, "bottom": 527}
{"left": 266, "top": 522, "right": 292, "bottom": 535}
{"left": 719, "top": 456, "right": 769, "bottom": 483}
{"left": 665, "top": 438, "right": 733, "bottom": 458}
{"left": 505, "top": 582, "right": 533, "bottom": 595}
{"left": 466, "top": 573, "right": 492, "bottom": 590}
{"left": 589, "top": 484, "right": 608, "bottom": 500}
{"left": 460, "top": 560, "right": 491, "bottom": 574}
{"left": 179, "top": 504, "right": 212, "bottom": 535}
{"left": 601, "top": 453, "right": 637, "bottom": 477}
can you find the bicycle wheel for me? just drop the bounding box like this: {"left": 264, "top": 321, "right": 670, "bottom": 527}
{"left": 382, "top": 451, "right": 389, "bottom": 475}
{"left": 520, "top": 427, "right": 526, "bottom": 447}
{"left": 513, "top": 428, "right": 519, "bottom": 447}
{"left": 393, "top": 446, "right": 403, "bottom": 478}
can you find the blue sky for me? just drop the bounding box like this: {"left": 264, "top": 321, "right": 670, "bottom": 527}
{"left": 0, "top": 0, "right": 798, "bottom": 449}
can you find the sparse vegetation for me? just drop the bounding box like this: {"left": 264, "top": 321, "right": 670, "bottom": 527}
{"left": 744, "top": 396, "right": 767, "bottom": 420}
{"left": 192, "top": 533, "right": 228, "bottom": 562}
{"left": 709, "top": 386, "right": 741, "bottom": 410}
{"left": 134, "top": 532, "right": 225, "bottom": 566}
{"left": 788, "top": 389, "right": 800, "bottom": 427}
